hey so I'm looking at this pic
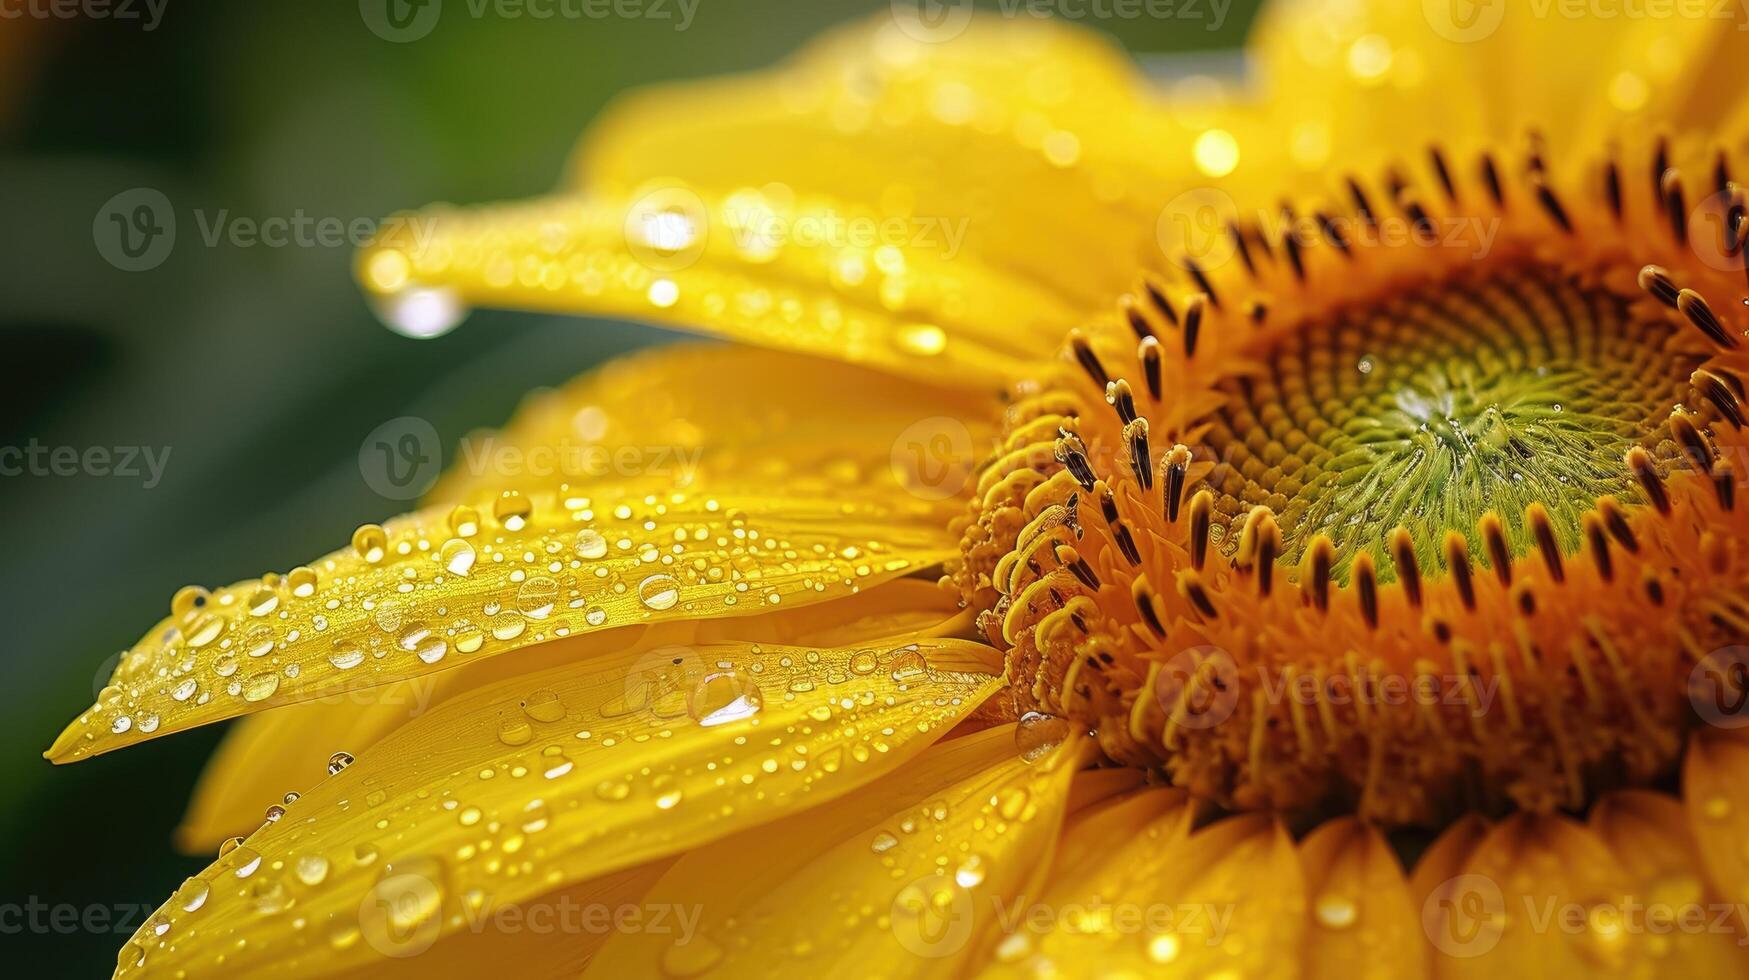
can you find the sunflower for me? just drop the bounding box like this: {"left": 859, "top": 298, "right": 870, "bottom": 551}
{"left": 50, "top": 1, "right": 1749, "bottom": 976}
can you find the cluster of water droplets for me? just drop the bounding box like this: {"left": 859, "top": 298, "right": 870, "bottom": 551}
{"left": 64, "top": 488, "right": 913, "bottom": 759}
{"left": 114, "top": 638, "right": 995, "bottom": 976}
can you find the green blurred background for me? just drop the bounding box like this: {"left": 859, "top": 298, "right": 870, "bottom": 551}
{"left": 0, "top": 0, "right": 1256, "bottom": 971}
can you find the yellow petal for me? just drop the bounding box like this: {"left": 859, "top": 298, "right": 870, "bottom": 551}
{"left": 358, "top": 16, "right": 1206, "bottom": 387}
{"left": 1426, "top": 812, "right": 1647, "bottom": 978}
{"left": 1591, "top": 789, "right": 1749, "bottom": 975}
{"left": 176, "top": 573, "right": 970, "bottom": 850}
{"left": 978, "top": 802, "right": 1306, "bottom": 978}
{"left": 588, "top": 725, "right": 1088, "bottom": 979}
{"left": 427, "top": 343, "right": 996, "bottom": 513}
{"left": 114, "top": 636, "right": 1001, "bottom": 978}
{"left": 1246, "top": 0, "right": 1749, "bottom": 186}
{"left": 1298, "top": 817, "right": 1427, "bottom": 980}
{"left": 50, "top": 483, "right": 950, "bottom": 762}
{"left": 1685, "top": 729, "right": 1749, "bottom": 908}
{"left": 320, "top": 859, "right": 673, "bottom": 980}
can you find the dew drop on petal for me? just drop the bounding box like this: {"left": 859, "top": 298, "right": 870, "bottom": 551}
{"left": 352, "top": 524, "right": 388, "bottom": 564}
{"left": 327, "top": 751, "right": 356, "bottom": 776}
{"left": 295, "top": 854, "right": 330, "bottom": 887}
{"left": 1015, "top": 711, "right": 1072, "bottom": 763}
{"left": 522, "top": 688, "right": 566, "bottom": 723}
{"left": 242, "top": 672, "right": 280, "bottom": 702}
{"left": 441, "top": 538, "right": 476, "bottom": 576}
{"left": 575, "top": 529, "right": 609, "bottom": 560}
{"left": 639, "top": 573, "right": 680, "bottom": 611}
{"left": 687, "top": 670, "right": 763, "bottom": 727}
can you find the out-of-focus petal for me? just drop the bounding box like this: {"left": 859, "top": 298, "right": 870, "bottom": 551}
{"left": 357, "top": 15, "right": 1215, "bottom": 388}
{"left": 1298, "top": 817, "right": 1427, "bottom": 980}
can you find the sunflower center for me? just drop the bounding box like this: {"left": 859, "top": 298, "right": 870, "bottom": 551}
{"left": 1198, "top": 261, "right": 1698, "bottom": 581}
{"left": 950, "top": 144, "right": 1749, "bottom": 827}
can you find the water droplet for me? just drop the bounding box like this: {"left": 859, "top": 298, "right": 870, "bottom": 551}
{"left": 327, "top": 751, "right": 355, "bottom": 776}
{"left": 575, "top": 529, "right": 609, "bottom": 560}
{"left": 352, "top": 524, "right": 389, "bottom": 563}
{"left": 639, "top": 573, "right": 680, "bottom": 611}
{"left": 897, "top": 322, "right": 947, "bottom": 356}
{"left": 1147, "top": 932, "right": 1181, "bottom": 964}
{"left": 242, "top": 672, "right": 280, "bottom": 702}
{"left": 1016, "top": 711, "right": 1072, "bottom": 763}
{"left": 493, "top": 491, "right": 532, "bottom": 531}
{"left": 177, "top": 878, "right": 210, "bottom": 913}
{"left": 373, "top": 284, "right": 468, "bottom": 339}
{"left": 171, "top": 585, "right": 209, "bottom": 619}
{"left": 584, "top": 606, "right": 608, "bottom": 627}
{"left": 687, "top": 670, "right": 763, "bottom": 727}
{"left": 870, "top": 831, "right": 899, "bottom": 854}
{"left": 448, "top": 504, "right": 480, "bottom": 538}
{"left": 517, "top": 577, "right": 558, "bottom": 619}
{"left": 398, "top": 623, "right": 447, "bottom": 664}
{"left": 522, "top": 688, "right": 566, "bottom": 723}
{"left": 264, "top": 803, "right": 286, "bottom": 822}
{"left": 295, "top": 853, "right": 330, "bottom": 886}
{"left": 171, "top": 678, "right": 199, "bottom": 701}
{"left": 955, "top": 853, "right": 988, "bottom": 888}
{"left": 440, "top": 538, "right": 476, "bottom": 576}
{"left": 498, "top": 718, "right": 533, "bottom": 746}
{"left": 288, "top": 566, "right": 318, "bottom": 598}
{"left": 1315, "top": 894, "right": 1358, "bottom": 930}
{"left": 328, "top": 644, "right": 365, "bottom": 670}
{"left": 248, "top": 589, "right": 280, "bottom": 617}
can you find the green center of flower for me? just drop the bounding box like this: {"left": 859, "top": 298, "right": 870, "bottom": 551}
{"left": 1196, "top": 262, "right": 1697, "bottom": 581}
